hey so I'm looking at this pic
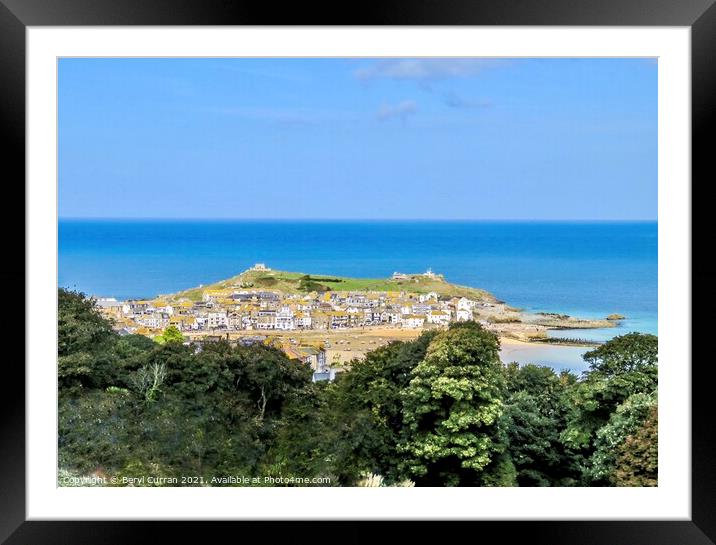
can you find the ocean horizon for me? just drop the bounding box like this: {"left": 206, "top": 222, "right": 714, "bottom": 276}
{"left": 58, "top": 218, "right": 657, "bottom": 367}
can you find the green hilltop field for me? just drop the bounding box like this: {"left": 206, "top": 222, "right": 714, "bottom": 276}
{"left": 159, "top": 268, "right": 498, "bottom": 303}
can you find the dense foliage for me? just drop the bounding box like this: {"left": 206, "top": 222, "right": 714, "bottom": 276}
{"left": 58, "top": 289, "right": 658, "bottom": 487}
{"left": 400, "top": 323, "right": 506, "bottom": 486}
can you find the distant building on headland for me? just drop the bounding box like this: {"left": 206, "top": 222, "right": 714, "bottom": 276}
{"left": 250, "top": 263, "right": 271, "bottom": 272}
{"left": 393, "top": 268, "right": 443, "bottom": 280}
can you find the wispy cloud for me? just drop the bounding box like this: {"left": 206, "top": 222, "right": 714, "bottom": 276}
{"left": 355, "top": 59, "right": 505, "bottom": 81}
{"left": 376, "top": 100, "right": 417, "bottom": 123}
{"left": 442, "top": 92, "right": 492, "bottom": 110}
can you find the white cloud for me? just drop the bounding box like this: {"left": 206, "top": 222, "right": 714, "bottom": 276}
{"left": 443, "top": 92, "right": 492, "bottom": 110}
{"left": 376, "top": 100, "right": 417, "bottom": 122}
{"left": 355, "top": 59, "right": 504, "bottom": 81}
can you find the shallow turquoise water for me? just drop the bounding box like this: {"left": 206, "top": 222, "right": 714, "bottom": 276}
{"left": 59, "top": 219, "right": 657, "bottom": 369}
{"left": 499, "top": 344, "right": 590, "bottom": 373}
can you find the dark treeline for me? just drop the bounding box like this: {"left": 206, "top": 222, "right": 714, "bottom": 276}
{"left": 58, "top": 288, "right": 658, "bottom": 487}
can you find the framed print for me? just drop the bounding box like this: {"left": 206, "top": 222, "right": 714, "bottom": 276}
{"left": 2, "top": 0, "right": 713, "bottom": 543}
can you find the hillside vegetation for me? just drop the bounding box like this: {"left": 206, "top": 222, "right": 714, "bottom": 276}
{"left": 59, "top": 288, "right": 658, "bottom": 487}
{"left": 160, "top": 269, "right": 496, "bottom": 303}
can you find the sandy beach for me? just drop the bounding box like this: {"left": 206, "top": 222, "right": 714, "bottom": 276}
{"left": 498, "top": 337, "right": 590, "bottom": 372}
{"left": 186, "top": 326, "right": 424, "bottom": 365}
{"left": 185, "top": 326, "right": 592, "bottom": 372}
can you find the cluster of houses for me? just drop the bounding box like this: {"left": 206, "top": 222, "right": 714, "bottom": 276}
{"left": 94, "top": 266, "right": 501, "bottom": 381}
{"left": 96, "top": 286, "right": 489, "bottom": 336}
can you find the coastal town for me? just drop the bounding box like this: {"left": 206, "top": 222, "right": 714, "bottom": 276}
{"left": 94, "top": 264, "right": 618, "bottom": 381}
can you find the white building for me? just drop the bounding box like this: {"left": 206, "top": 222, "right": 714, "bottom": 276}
{"left": 228, "top": 312, "right": 244, "bottom": 330}
{"left": 363, "top": 309, "right": 381, "bottom": 323}
{"left": 457, "top": 297, "right": 477, "bottom": 312}
{"left": 95, "top": 297, "right": 123, "bottom": 310}
{"left": 207, "top": 311, "right": 228, "bottom": 329}
{"left": 403, "top": 315, "right": 426, "bottom": 328}
{"left": 312, "top": 367, "right": 338, "bottom": 383}
{"left": 380, "top": 310, "right": 402, "bottom": 324}
{"left": 427, "top": 310, "right": 451, "bottom": 326}
{"left": 154, "top": 304, "right": 174, "bottom": 316}
{"left": 456, "top": 308, "right": 473, "bottom": 322}
{"left": 194, "top": 316, "right": 207, "bottom": 329}
{"left": 419, "top": 292, "right": 439, "bottom": 303}
{"left": 275, "top": 307, "right": 296, "bottom": 330}
{"left": 295, "top": 312, "right": 312, "bottom": 328}
{"left": 137, "top": 313, "right": 168, "bottom": 329}
{"left": 96, "top": 297, "right": 133, "bottom": 316}
{"left": 347, "top": 294, "right": 367, "bottom": 305}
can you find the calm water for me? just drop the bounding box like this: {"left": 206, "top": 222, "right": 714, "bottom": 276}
{"left": 499, "top": 344, "right": 592, "bottom": 373}
{"left": 58, "top": 220, "right": 657, "bottom": 370}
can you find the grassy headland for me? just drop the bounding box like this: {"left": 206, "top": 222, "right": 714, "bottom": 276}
{"left": 145, "top": 267, "right": 618, "bottom": 356}
{"left": 162, "top": 268, "right": 496, "bottom": 303}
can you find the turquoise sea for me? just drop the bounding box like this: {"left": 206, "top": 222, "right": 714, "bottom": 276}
{"left": 58, "top": 219, "right": 657, "bottom": 371}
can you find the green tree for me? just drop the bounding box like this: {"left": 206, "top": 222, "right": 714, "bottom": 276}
{"left": 613, "top": 404, "right": 658, "bottom": 486}
{"left": 501, "top": 364, "right": 582, "bottom": 486}
{"left": 237, "top": 343, "right": 314, "bottom": 421}
{"left": 585, "top": 392, "right": 657, "bottom": 485}
{"left": 58, "top": 293, "right": 313, "bottom": 481}
{"left": 58, "top": 288, "right": 120, "bottom": 391}
{"left": 58, "top": 288, "right": 113, "bottom": 356}
{"left": 562, "top": 333, "right": 658, "bottom": 450}
{"left": 399, "top": 322, "right": 507, "bottom": 486}
{"left": 57, "top": 289, "right": 658, "bottom": 488}
{"left": 130, "top": 362, "right": 167, "bottom": 402}
{"left": 583, "top": 332, "right": 658, "bottom": 377}
{"left": 154, "top": 325, "right": 184, "bottom": 345}
{"left": 59, "top": 389, "right": 135, "bottom": 473}
{"left": 260, "top": 382, "right": 334, "bottom": 484}
{"left": 310, "top": 332, "right": 437, "bottom": 484}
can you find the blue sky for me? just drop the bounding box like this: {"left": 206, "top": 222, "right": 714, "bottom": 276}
{"left": 58, "top": 58, "right": 657, "bottom": 220}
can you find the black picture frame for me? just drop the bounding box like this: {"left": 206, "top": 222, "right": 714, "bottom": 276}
{"left": 2, "top": 1, "right": 711, "bottom": 543}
